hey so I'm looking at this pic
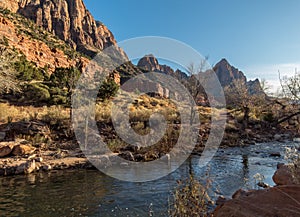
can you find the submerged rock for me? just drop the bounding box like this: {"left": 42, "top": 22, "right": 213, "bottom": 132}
{"left": 269, "top": 152, "right": 281, "bottom": 157}
{"left": 15, "top": 160, "right": 36, "bottom": 175}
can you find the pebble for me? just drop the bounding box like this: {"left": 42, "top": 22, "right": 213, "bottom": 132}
{"left": 35, "top": 157, "right": 43, "bottom": 162}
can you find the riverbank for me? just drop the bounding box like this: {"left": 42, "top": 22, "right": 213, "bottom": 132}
{"left": 0, "top": 130, "right": 296, "bottom": 177}
{"left": 0, "top": 141, "right": 93, "bottom": 176}
{"left": 0, "top": 101, "right": 299, "bottom": 177}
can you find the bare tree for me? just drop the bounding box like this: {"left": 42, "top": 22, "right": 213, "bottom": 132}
{"left": 186, "top": 57, "right": 209, "bottom": 102}
{"left": 225, "top": 79, "right": 251, "bottom": 129}
{"left": 185, "top": 57, "right": 210, "bottom": 126}
{"left": 280, "top": 70, "right": 300, "bottom": 102}
{"left": 276, "top": 70, "right": 300, "bottom": 125}
{"left": 225, "top": 79, "right": 265, "bottom": 129}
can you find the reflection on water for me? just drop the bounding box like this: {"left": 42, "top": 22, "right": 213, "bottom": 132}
{"left": 0, "top": 142, "right": 290, "bottom": 217}
{"left": 0, "top": 170, "right": 111, "bottom": 217}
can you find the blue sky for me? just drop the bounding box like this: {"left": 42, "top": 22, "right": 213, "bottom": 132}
{"left": 84, "top": 0, "right": 300, "bottom": 92}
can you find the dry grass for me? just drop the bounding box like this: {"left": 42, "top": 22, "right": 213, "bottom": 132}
{"left": 0, "top": 103, "right": 70, "bottom": 124}
{"left": 169, "top": 175, "right": 212, "bottom": 217}
{"left": 0, "top": 103, "right": 31, "bottom": 123}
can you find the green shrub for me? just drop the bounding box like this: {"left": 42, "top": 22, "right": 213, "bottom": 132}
{"left": 49, "top": 67, "right": 81, "bottom": 90}
{"left": 25, "top": 83, "right": 50, "bottom": 102}
{"left": 15, "top": 57, "right": 44, "bottom": 81}
{"left": 47, "top": 67, "right": 81, "bottom": 105}
{"left": 51, "top": 95, "right": 68, "bottom": 105}
{"left": 97, "top": 79, "right": 119, "bottom": 101}
{"left": 262, "top": 112, "right": 274, "bottom": 122}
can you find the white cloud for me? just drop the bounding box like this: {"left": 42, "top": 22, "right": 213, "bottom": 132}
{"left": 243, "top": 63, "right": 300, "bottom": 93}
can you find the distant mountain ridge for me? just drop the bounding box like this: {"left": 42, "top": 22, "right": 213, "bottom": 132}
{"left": 137, "top": 55, "right": 264, "bottom": 95}
{"left": 213, "top": 58, "right": 247, "bottom": 87}
{"left": 213, "top": 58, "right": 264, "bottom": 95}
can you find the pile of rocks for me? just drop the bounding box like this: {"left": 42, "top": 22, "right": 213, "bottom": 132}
{"left": 0, "top": 140, "right": 93, "bottom": 176}
{"left": 0, "top": 141, "right": 36, "bottom": 158}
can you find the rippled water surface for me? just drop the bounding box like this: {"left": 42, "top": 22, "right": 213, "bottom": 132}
{"left": 0, "top": 142, "right": 293, "bottom": 216}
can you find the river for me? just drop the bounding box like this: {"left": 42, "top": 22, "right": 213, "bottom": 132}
{"left": 0, "top": 142, "right": 294, "bottom": 217}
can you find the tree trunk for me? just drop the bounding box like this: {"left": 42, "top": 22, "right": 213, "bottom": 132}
{"left": 242, "top": 106, "right": 250, "bottom": 130}
{"left": 275, "top": 110, "right": 300, "bottom": 126}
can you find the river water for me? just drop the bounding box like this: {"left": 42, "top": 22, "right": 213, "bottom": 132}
{"left": 0, "top": 142, "right": 294, "bottom": 217}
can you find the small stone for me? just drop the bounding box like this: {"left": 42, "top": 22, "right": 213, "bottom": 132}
{"left": 273, "top": 164, "right": 297, "bottom": 185}
{"left": 15, "top": 160, "right": 36, "bottom": 174}
{"left": 216, "top": 196, "right": 228, "bottom": 206}
{"left": 293, "top": 138, "right": 300, "bottom": 143}
{"left": 25, "top": 160, "right": 36, "bottom": 174}
{"left": 270, "top": 152, "right": 281, "bottom": 157}
{"left": 42, "top": 164, "right": 52, "bottom": 171}
{"left": 28, "top": 154, "right": 37, "bottom": 160}
{"left": 0, "top": 132, "right": 5, "bottom": 141}
{"left": 118, "top": 151, "right": 135, "bottom": 161}
{"left": 274, "top": 134, "right": 282, "bottom": 140}
{"left": 0, "top": 145, "right": 12, "bottom": 157}
{"left": 35, "top": 157, "right": 43, "bottom": 162}
{"left": 12, "top": 144, "right": 36, "bottom": 156}
{"left": 134, "top": 154, "right": 145, "bottom": 161}
{"left": 257, "top": 182, "right": 270, "bottom": 188}
{"left": 120, "top": 162, "right": 129, "bottom": 167}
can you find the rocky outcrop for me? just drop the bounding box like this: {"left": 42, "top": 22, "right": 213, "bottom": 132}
{"left": 0, "top": 141, "right": 36, "bottom": 157}
{"left": 213, "top": 185, "right": 300, "bottom": 217}
{"left": 121, "top": 76, "right": 170, "bottom": 98}
{"left": 137, "top": 54, "right": 161, "bottom": 72}
{"left": 247, "top": 78, "right": 265, "bottom": 95}
{"left": 273, "top": 163, "right": 300, "bottom": 185}
{"left": 135, "top": 55, "right": 188, "bottom": 98}
{"left": 0, "top": 121, "right": 51, "bottom": 141}
{"left": 0, "top": 0, "right": 125, "bottom": 57}
{"left": 137, "top": 54, "right": 187, "bottom": 79}
{"left": 213, "top": 164, "right": 300, "bottom": 217}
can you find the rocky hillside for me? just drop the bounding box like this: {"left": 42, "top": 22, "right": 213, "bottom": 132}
{"left": 0, "top": 0, "right": 125, "bottom": 57}
{"left": 0, "top": 0, "right": 129, "bottom": 105}
{"left": 0, "top": 7, "right": 87, "bottom": 73}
